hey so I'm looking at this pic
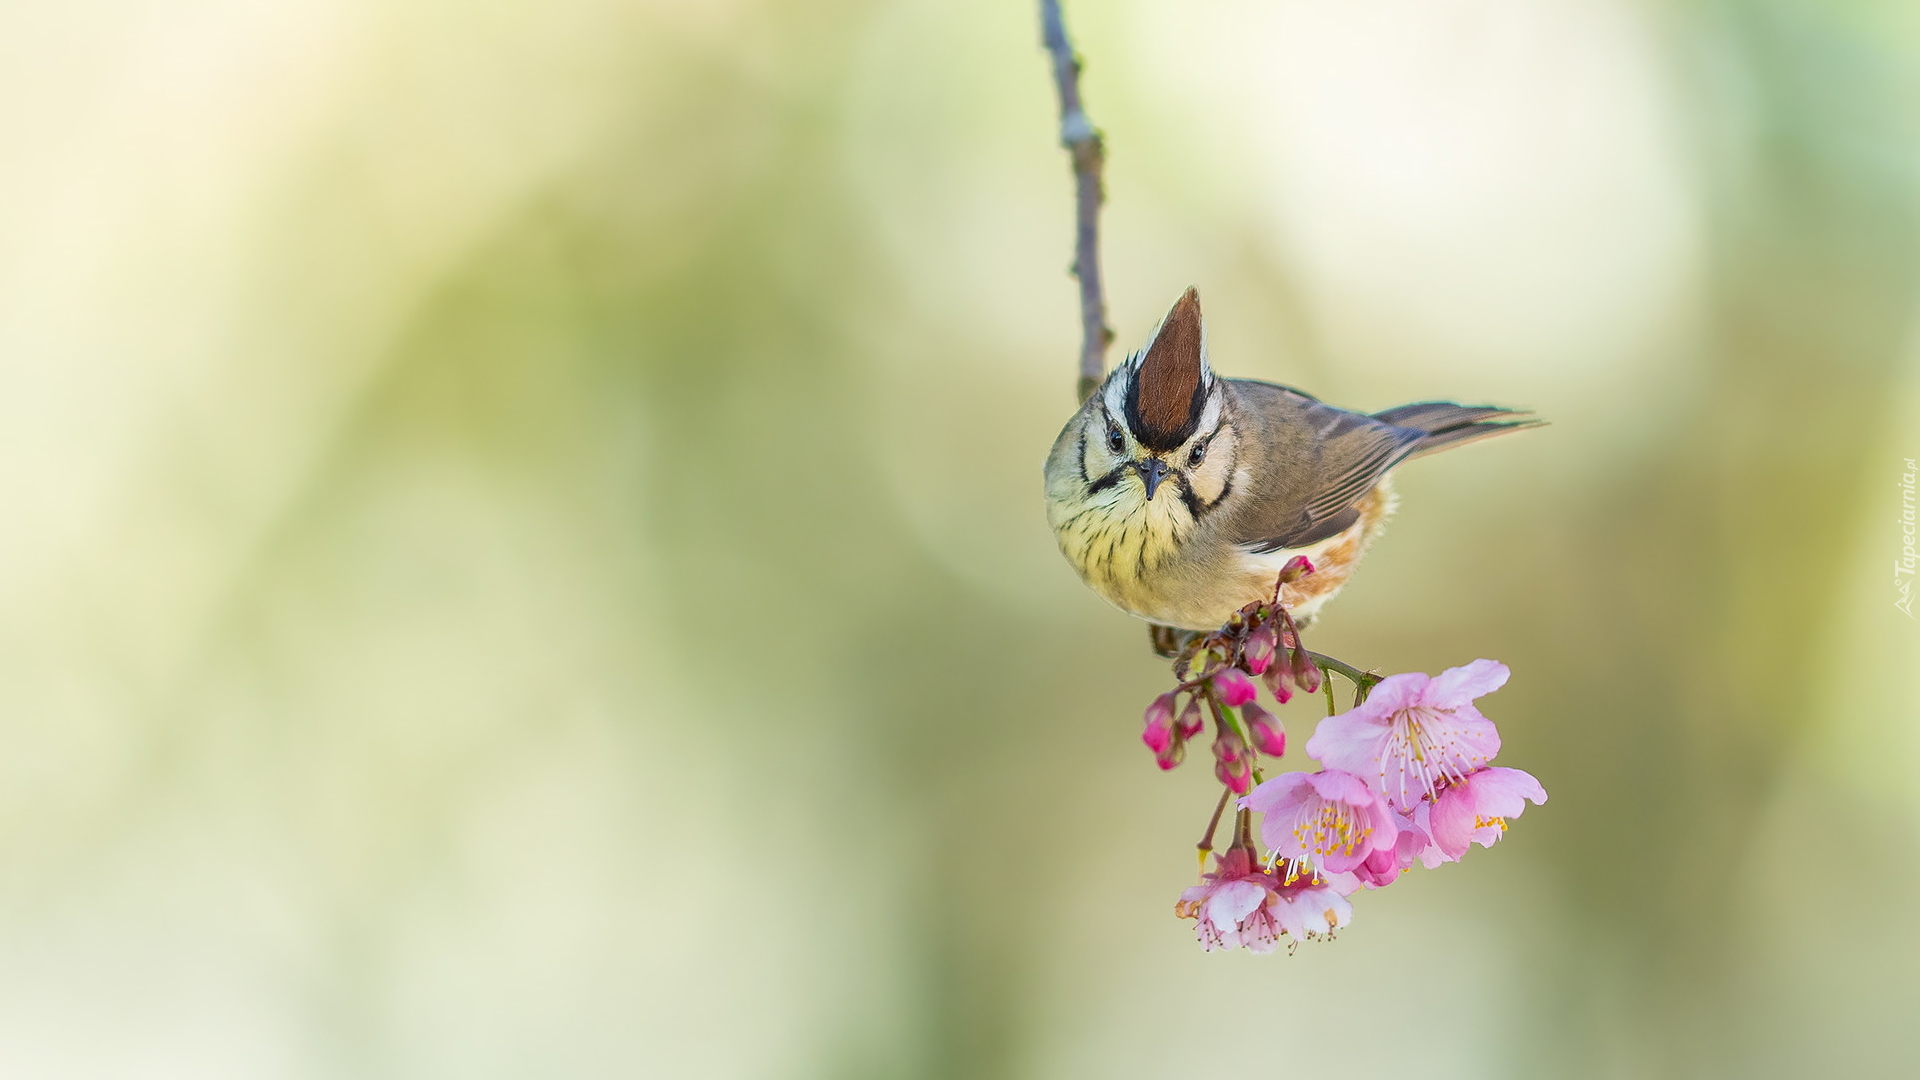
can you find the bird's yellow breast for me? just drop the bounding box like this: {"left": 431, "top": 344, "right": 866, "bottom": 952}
{"left": 1048, "top": 479, "right": 1396, "bottom": 631}
{"left": 1050, "top": 484, "right": 1198, "bottom": 615}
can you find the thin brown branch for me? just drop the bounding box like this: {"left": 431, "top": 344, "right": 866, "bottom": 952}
{"left": 1195, "top": 785, "right": 1232, "bottom": 865}
{"left": 1039, "top": 0, "right": 1113, "bottom": 402}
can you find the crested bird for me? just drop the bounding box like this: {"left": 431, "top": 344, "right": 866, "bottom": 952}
{"left": 1044, "top": 287, "right": 1541, "bottom": 632}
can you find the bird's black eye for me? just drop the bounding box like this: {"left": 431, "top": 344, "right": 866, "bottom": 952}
{"left": 1188, "top": 440, "right": 1208, "bottom": 467}
{"left": 1106, "top": 427, "right": 1125, "bottom": 454}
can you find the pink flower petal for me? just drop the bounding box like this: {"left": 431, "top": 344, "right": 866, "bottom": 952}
{"left": 1422, "top": 659, "right": 1509, "bottom": 710}
{"left": 1358, "top": 672, "right": 1429, "bottom": 716}
{"left": 1428, "top": 766, "right": 1546, "bottom": 858}
{"left": 1240, "top": 771, "right": 1312, "bottom": 817}
{"left": 1403, "top": 802, "right": 1450, "bottom": 868}
{"left": 1305, "top": 768, "right": 1378, "bottom": 807}
{"left": 1466, "top": 766, "right": 1548, "bottom": 817}
{"left": 1205, "top": 879, "right": 1269, "bottom": 933}
{"left": 1352, "top": 846, "right": 1402, "bottom": 889}
{"left": 1316, "top": 870, "right": 1364, "bottom": 897}
{"left": 1308, "top": 687, "right": 1501, "bottom": 813}
{"left": 1239, "top": 903, "right": 1283, "bottom": 953}
{"left": 1248, "top": 770, "right": 1397, "bottom": 875}
{"left": 1270, "top": 885, "right": 1352, "bottom": 940}
{"left": 1429, "top": 784, "right": 1479, "bottom": 860}
{"left": 1303, "top": 709, "right": 1381, "bottom": 778}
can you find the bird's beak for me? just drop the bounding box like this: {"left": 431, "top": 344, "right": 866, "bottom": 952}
{"left": 1135, "top": 458, "right": 1172, "bottom": 500}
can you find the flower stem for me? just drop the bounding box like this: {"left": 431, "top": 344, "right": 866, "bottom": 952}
{"left": 1206, "top": 693, "right": 1249, "bottom": 745}
{"left": 1195, "top": 786, "right": 1232, "bottom": 868}
{"left": 1304, "top": 650, "right": 1379, "bottom": 692}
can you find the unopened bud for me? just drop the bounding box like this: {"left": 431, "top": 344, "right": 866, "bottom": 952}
{"left": 1243, "top": 624, "right": 1277, "bottom": 675}
{"left": 1290, "top": 646, "right": 1323, "bottom": 695}
{"left": 1214, "top": 756, "right": 1252, "bottom": 794}
{"left": 1278, "top": 556, "right": 1315, "bottom": 585}
{"left": 1356, "top": 846, "right": 1401, "bottom": 889}
{"left": 1156, "top": 740, "right": 1186, "bottom": 771}
{"left": 1211, "top": 667, "right": 1258, "bottom": 707}
{"left": 1141, "top": 693, "right": 1176, "bottom": 755}
{"left": 1175, "top": 697, "right": 1205, "bottom": 739}
{"left": 1261, "top": 661, "right": 1294, "bottom": 705}
{"left": 1243, "top": 703, "right": 1287, "bottom": 757}
{"left": 1211, "top": 726, "right": 1247, "bottom": 763}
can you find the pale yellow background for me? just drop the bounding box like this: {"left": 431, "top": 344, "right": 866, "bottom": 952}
{"left": 1, "top": 0, "right": 1917, "bottom": 1076}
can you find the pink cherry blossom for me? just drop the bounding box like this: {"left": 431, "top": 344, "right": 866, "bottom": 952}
{"left": 1306, "top": 659, "right": 1508, "bottom": 812}
{"left": 1428, "top": 766, "right": 1547, "bottom": 860}
{"left": 1175, "top": 849, "right": 1267, "bottom": 951}
{"left": 1267, "top": 881, "right": 1353, "bottom": 941}
{"left": 1241, "top": 770, "right": 1397, "bottom": 875}
{"left": 1179, "top": 876, "right": 1269, "bottom": 950}
{"left": 1175, "top": 849, "right": 1356, "bottom": 952}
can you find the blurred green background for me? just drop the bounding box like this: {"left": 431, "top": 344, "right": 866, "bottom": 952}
{"left": 2, "top": 0, "right": 1918, "bottom": 1076}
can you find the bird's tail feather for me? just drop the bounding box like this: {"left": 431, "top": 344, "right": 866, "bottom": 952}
{"left": 1372, "top": 402, "right": 1544, "bottom": 459}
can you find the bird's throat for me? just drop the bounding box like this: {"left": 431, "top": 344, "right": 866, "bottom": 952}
{"left": 1056, "top": 488, "right": 1193, "bottom": 607}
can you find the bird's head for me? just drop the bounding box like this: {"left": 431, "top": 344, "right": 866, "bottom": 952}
{"left": 1075, "top": 287, "right": 1238, "bottom": 520}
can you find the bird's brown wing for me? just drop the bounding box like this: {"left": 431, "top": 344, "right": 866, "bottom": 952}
{"left": 1223, "top": 383, "right": 1427, "bottom": 553}
{"left": 1230, "top": 387, "right": 1541, "bottom": 553}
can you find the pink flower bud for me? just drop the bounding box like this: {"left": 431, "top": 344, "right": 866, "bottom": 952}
{"left": 1156, "top": 740, "right": 1186, "bottom": 771}
{"left": 1175, "top": 697, "right": 1205, "bottom": 739}
{"left": 1141, "top": 693, "right": 1176, "bottom": 755}
{"left": 1290, "top": 647, "right": 1323, "bottom": 695}
{"left": 1278, "top": 556, "right": 1315, "bottom": 584}
{"left": 1214, "top": 757, "right": 1252, "bottom": 794}
{"left": 1353, "top": 847, "right": 1402, "bottom": 889}
{"left": 1243, "top": 624, "right": 1277, "bottom": 675}
{"left": 1261, "top": 662, "right": 1294, "bottom": 705}
{"left": 1211, "top": 728, "right": 1246, "bottom": 764}
{"left": 1211, "top": 667, "right": 1258, "bottom": 707}
{"left": 1243, "top": 703, "right": 1286, "bottom": 757}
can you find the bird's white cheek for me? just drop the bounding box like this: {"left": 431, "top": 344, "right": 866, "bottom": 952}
{"left": 1080, "top": 439, "right": 1120, "bottom": 484}
{"left": 1185, "top": 454, "right": 1237, "bottom": 506}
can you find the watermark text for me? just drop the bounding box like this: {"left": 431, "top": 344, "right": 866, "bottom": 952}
{"left": 1898, "top": 457, "right": 1916, "bottom": 618}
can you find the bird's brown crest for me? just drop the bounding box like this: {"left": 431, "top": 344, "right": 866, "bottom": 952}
{"left": 1127, "top": 287, "right": 1210, "bottom": 451}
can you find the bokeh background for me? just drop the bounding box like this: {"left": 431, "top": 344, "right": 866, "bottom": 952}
{"left": 3, "top": 0, "right": 1919, "bottom": 1076}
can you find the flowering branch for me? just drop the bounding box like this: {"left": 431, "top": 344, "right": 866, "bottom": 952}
{"left": 1038, "top": 0, "right": 1113, "bottom": 402}
{"left": 1140, "top": 559, "right": 1550, "bottom": 954}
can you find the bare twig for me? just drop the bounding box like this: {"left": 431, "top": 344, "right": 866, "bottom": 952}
{"left": 1039, "top": 0, "right": 1113, "bottom": 402}
{"left": 1195, "top": 785, "right": 1232, "bottom": 867}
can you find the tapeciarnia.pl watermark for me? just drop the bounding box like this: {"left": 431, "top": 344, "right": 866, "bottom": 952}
{"left": 1898, "top": 457, "right": 1917, "bottom": 619}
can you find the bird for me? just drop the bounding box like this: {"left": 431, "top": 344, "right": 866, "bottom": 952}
{"left": 1044, "top": 287, "right": 1541, "bottom": 633}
